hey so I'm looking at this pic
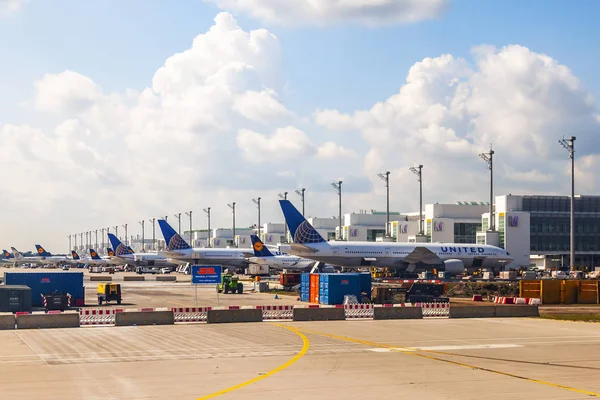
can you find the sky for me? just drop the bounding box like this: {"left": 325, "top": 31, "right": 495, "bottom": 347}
{"left": 1, "top": 0, "right": 599, "bottom": 252}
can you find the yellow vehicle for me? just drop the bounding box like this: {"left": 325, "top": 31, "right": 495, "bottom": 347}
{"left": 97, "top": 283, "right": 122, "bottom": 305}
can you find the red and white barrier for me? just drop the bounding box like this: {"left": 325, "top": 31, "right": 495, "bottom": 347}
{"left": 342, "top": 303, "right": 374, "bottom": 319}
{"left": 256, "top": 305, "right": 294, "bottom": 320}
{"left": 79, "top": 308, "right": 123, "bottom": 325}
{"left": 171, "top": 307, "right": 212, "bottom": 323}
{"left": 414, "top": 302, "right": 450, "bottom": 317}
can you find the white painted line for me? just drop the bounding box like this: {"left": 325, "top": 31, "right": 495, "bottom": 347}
{"left": 367, "top": 343, "right": 523, "bottom": 353}
{"left": 408, "top": 344, "right": 523, "bottom": 351}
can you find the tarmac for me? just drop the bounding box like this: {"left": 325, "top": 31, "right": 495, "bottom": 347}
{"left": 0, "top": 318, "right": 599, "bottom": 399}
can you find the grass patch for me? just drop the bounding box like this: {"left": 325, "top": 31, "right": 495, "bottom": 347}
{"left": 540, "top": 313, "right": 600, "bottom": 323}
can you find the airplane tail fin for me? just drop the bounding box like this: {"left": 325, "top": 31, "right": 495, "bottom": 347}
{"left": 71, "top": 250, "right": 80, "bottom": 260}
{"left": 107, "top": 248, "right": 115, "bottom": 257}
{"left": 250, "top": 235, "right": 274, "bottom": 257}
{"left": 3, "top": 250, "right": 14, "bottom": 259}
{"left": 10, "top": 247, "right": 23, "bottom": 258}
{"left": 35, "top": 244, "right": 52, "bottom": 256}
{"left": 89, "top": 249, "right": 102, "bottom": 260}
{"left": 158, "top": 219, "right": 191, "bottom": 250}
{"left": 107, "top": 234, "right": 134, "bottom": 256}
{"left": 279, "top": 200, "right": 326, "bottom": 244}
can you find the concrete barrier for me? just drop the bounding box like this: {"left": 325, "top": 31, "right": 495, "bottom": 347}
{"left": 207, "top": 309, "right": 262, "bottom": 324}
{"left": 115, "top": 310, "right": 174, "bottom": 326}
{"left": 124, "top": 275, "right": 145, "bottom": 281}
{"left": 374, "top": 306, "right": 423, "bottom": 320}
{"left": 16, "top": 312, "right": 80, "bottom": 329}
{"left": 0, "top": 313, "right": 15, "bottom": 330}
{"left": 293, "top": 307, "right": 346, "bottom": 322}
{"left": 449, "top": 305, "right": 496, "bottom": 319}
{"left": 156, "top": 275, "right": 177, "bottom": 282}
{"left": 89, "top": 275, "right": 112, "bottom": 282}
{"left": 495, "top": 305, "right": 539, "bottom": 318}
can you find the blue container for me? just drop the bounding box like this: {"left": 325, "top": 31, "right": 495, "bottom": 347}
{"left": 300, "top": 273, "right": 310, "bottom": 301}
{"left": 319, "top": 273, "right": 362, "bottom": 305}
{"left": 359, "top": 272, "right": 372, "bottom": 299}
{"left": 4, "top": 272, "right": 85, "bottom": 307}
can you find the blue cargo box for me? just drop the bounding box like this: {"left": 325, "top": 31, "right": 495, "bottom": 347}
{"left": 4, "top": 272, "right": 85, "bottom": 307}
{"left": 319, "top": 273, "right": 362, "bottom": 305}
{"left": 359, "top": 272, "right": 372, "bottom": 299}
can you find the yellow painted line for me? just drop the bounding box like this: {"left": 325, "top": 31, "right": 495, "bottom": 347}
{"left": 197, "top": 325, "right": 309, "bottom": 399}
{"left": 289, "top": 326, "right": 600, "bottom": 398}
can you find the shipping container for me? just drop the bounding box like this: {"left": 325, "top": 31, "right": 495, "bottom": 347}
{"left": 247, "top": 264, "right": 270, "bottom": 276}
{"left": 4, "top": 272, "right": 85, "bottom": 307}
{"left": 309, "top": 273, "right": 320, "bottom": 303}
{"left": 359, "top": 272, "right": 372, "bottom": 299}
{"left": 0, "top": 285, "right": 32, "bottom": 313}
{"left": 499, "top": 271, "right": 517, "bottom": 280}
{"left": 319, "top": 273, "right": 361, "bottom": 305}
{"left": 280, "top": 273, "right": 302, "bottom": 287}
{"left": 300, "top": 273, "right": 309, "bottom": 302}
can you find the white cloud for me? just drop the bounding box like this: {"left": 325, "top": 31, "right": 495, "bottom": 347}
{"left": 236, "top": 126, "right": 316, "bottom": 162}
{"left": 0, "top": 0, "right": 23, "bottom": 17}
{"left": 207, "top": 0, "right": 448, "bottom": 26}
{"left": 34, "top": 70, "right": 102, "bottom": 113}
{"left": 232, "top": 89, "right": 293, "bottom": 124}
{"left": 316, "top": 44, "right": 600, "bottom": 206}
{"left": 317, "top": 142, "right": 359, "bottom": 159}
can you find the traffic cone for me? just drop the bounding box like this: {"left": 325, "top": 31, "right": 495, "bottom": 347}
{"left": 274, "top": 293, "right": 279, "bottom": 300}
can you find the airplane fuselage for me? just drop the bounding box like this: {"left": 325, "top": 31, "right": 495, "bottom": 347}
{"left": 287, "top": 241, "right": 513, "bottom": 270}
{"left": 248, "top": 254, "right": 316, "bottom": 271}
{"left": 165, "top": 248, "right": 249, "bottom": 268}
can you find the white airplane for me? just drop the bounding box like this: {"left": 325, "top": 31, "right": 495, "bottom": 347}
{"left": 278, "top": 200, "right": 514, "bottom": 275}
{"left": 248, "top": 235, "right": 335, "bottom": 272}
{"left": 107, "top": 234, "right": 180, "bottom": 269}
{"left": 157, "top": 220, "right": 249, "bottom": 268}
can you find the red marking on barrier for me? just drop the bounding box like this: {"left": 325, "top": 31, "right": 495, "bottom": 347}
{"left": 140, "top": 308, "right": 154, "bottom": 312}
{"left": 15, "top": 312, "right": 29, "bottom": 317}
{"left": 48, "top": 310, "right": 61, "bottom": 314}
{"left": 335, "top": 304, "right": 344, "bottom": 308}
{"left": 472, "top": 295, "right": 483, "bottom": 302}
{"left": 308, "top": 305, "right": 320, "bottom": 308}
{"left": 383, "top": 304, "right": 393, "bottom": 307}
{"left": 228, "top": 306, "right": 240, "bottom": 310}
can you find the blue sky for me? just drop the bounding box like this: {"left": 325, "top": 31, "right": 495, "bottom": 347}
{"left": 1, "top": 0, "right": 599, "bottom": 251}
{"left": 2, "top": 0, "right": 599, "bottom": 121}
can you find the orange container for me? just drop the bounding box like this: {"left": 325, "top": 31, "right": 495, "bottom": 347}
{"left": 309, "top": 274, "right": 320, "bottom": 303}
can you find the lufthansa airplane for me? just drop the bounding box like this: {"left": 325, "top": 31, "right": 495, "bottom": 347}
{"left": 157, "top": 219, "right": 249, "bottom": 268}
{"left": 278, "top": 200, "right": 514, "bottom": 274}
{"left": 248, "top": 235, "right": 335, "bottom": 272}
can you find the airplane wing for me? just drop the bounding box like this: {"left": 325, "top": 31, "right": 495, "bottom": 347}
{"left": 242, "top": 252, "right": 255, "bottom": 258}
{"left": 403, "top": 246, "right": 443, "bottom": 265}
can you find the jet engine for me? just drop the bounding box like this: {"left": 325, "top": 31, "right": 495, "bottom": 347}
{"left": 442, "top": 259, "right": 465, "bottom": 276}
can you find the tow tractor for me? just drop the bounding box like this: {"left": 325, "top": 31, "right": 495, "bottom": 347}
{"left": 216, "top": 274, "right": 244, "bottom": 294}
{"left": 97, "top": 283, "right": 122, "bottom": 305}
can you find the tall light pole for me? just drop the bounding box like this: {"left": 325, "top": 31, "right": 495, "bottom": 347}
{"left": 559, "top": 136, "right": 576, "bottom": 268}
{"left": 123, "top": 224, "right": 128, "bottom": 246}
{"left": 278, "top": 192, "right": 288, "bottom": 243}
{"left": 80, "top": 233, "right": 84, "bottom": 251}
{"left": 164, "top": 215, "right": 168, "bottom": 222}
{"left": 174, "top": 213, "right": 181, "bottom": 234}
{"left": 139, "top": 220, "right": 145, "bottom": 252}
{"left": 378, "top": 171, "right": 390, "bottom": 236}
{"left": 68, "top": 235, "right": 71, "bottom": 252}
{"left": 410, "top": 165, "right": 424, "bottom": 235}
{"left": 331, "top": 181, "right": 342, "bottom": 240}
{"left": 203, "top": 208, "right": 211, "bottom": 247}
{"left": 479, "top": 144, "right": 495, "bottom": 231}
{"left": 101, "top": 228, "right": 105, "bottom": 252}
{"left": 228, "top": 203, "right": 236, "bottom": 247}
{"left": 295, "top": 188, "right": 306, "bottom": 217}
{"left": 74, "top": 234, "right": 77, "bottom": 251}
{"left": 185, "top": 211, "right": 193, "bottom": 246}
{"left": 114, "top": 226, "right": 119, "bottom": 242}
{"left": 94, "top": 230, "right": 98, "bottom": 250}
{"left": 252, "top": 198, "right": 261, "bottom": 237}
{"left": 149, "top": 218, "right": 156, "bottom": 251}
